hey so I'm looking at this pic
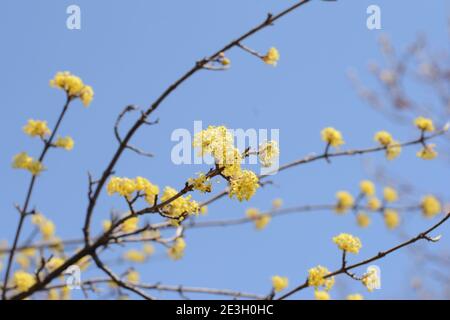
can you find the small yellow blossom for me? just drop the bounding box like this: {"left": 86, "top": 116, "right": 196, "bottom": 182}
{"left": 374, "top": 131, "right": 393, "bottom": 146}
{"left": 367, "top": 197, "right": 381, "bottom": 211}
{"left": 272, "top": 198, "right": 283, "bottom": 209}
{"left": 255, "top": 215, "right": 271, "bottom": 230}
{"left": 262, "top": 47, "right": 280, "bottom": 66}
{"left": 124, "top": 250, "right": 146, "bottom": 263}
{"left": 46, "top": 257, "right": 65, "bottom": 272}
{"left": 188, "top": 173, "right": 212, "bottom": 193}
{"left": 27, "top": 160, "right": 45, "bottom": 176}
{"left": 362, "top": 267, "right": 380, "bottom": 292}
{"left": 414, "top": 116, "right": 435, "bottom": 132}
{"left": 127, "top": 270, "right": 140, "bottom": 284}
{"left": 346, "top": 293, "right": 364, "bottom": 300}
{"left": 12, "top": 153, "right": 45, "bottom": 176}
{"left": 332, "top": 233, "right": 362, "bottom": 254}
{"left": 16, "top": 255, "right": 30, "bottom": 269}
{"left": 308, "top": 266, "right": 334, "bottom": 290}
{"left": 416, "top": 144, "right": 438, "bottom": 160}
{"left": 31, "top": 212, "right": 46, "bottom": 225}
{"left": 246, "top": 208, "right": 260, "bottom": 219}
{"left": 271, "top": 275, "right": 289, "bottom": 292}
{"left": 50, "top": 71, "right": 94, "bottom": 106}
{"left": 356, "top": 212, "right": 371, "bottom": 228}
{"left": 39, "top": 220, "right": 55, "bottom": 240}
{"left": 21, "top": 247, "right": 36, "bottom": 257}
{"left": 80, "top": 85, "right": 94, "bottom": 107}
{"left": 421, "top": 195, "right": 441, "bottom": 218}
{"left": 386, "top": 141, "right": 401, "bottom": 160}
{"left": 321, "top": 127, "right": 344, "bottom": 147}
{"left": 122, "top": 216, "right": 139, "bottom": 233}
{"left": 168, "top": 238, "right": 186, "bottom": 260}
{"left": 160, "top": 186, "right": 200, "bottom": 218}
{"left": 54, "top": 136, "right": 74, "bottom": 151}
{"left": 13, "top": 271, "right": 36, "bottom": 292}
{"left": 314, "top": 290, "right": 330, "bottom": 300}
{"left": 383, "top": 187, "right": 398, "bottom": 203}
{"left": 106, "top": 177, "right": 137, "bottom": 199}
{"left": 23, "top": 119, "right": 51, "bottom": 138}
{"left": 335, "top": 191, "right": 354, "bottom": 213}
{"left": 229, "top": 170, "right": 259, "bottom": 202}
{"left": 360, "top": 180, "right": 375, "bottom": 197}
{"left": 258, "top": 140, "right": 279, "bottom": 167}
{"left": 384, "top": 209, "right": 400, "bottom": 229}
{"left": 143, "top": 244, "right": 155, "bottom": 256}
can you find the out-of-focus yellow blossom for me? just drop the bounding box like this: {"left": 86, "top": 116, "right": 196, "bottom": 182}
{"left": 271, "top": 275, "right": 289, "bottom": 292}
{"left": 16, "top": 255, "right": 30, "bottom": 269}
{"left": 39, "top": 220, "right": 55, "bottom": 240}
{"left": 48, "top": 289, "right": 60, "bottom": 300}
{"left": 27, "top": 160, "right": 45, "bottom": 176}
{"left": 124, "top": 250, "right": 146, "bottom": 263}
{"left": 414, "top": 117, "right": 435, "bottom": 132}
{"left": 31, "top": 213, "right": 46, "bottom": 225}
{"left": 61, "top": 286, "right": 71, "bottom": 300}
{"left": 384, "top": 209, "right": 400, "bottom": 229}
{"left": 46, "top": 257, "right": 65, "bottom": 272}
{"left": 383, "top": 187, "right": 398, "bottom": 203}
{"left": 346, "top": 293, "right": 363, "bottom": 300}
{"left": 362, "top": 267, "right": 380, "bottom": 292}
{"left": 272, "top": 198, "right": 283, "bottom": 209}
{"left": 367, "top": 197, "right": 381, "bottom": 211}
{"left": 229, "top": 170, "right": 259, "bottom": 202}
{"left": 332, "top": 233, "right": 362, "bottom": 254}
{"left": 23, "top": 119, "right": 51, "bottom": 138}
{"left": 50, "top": 72, "right": 94, "bottom": 107}
{"left": 262, "top": 47, "right": 280, "bottom": 66}
{"left": 321, "top": 127, "right": 344, "bottom": 147}
{"left": 246, "top": 208, "right": 260, "bottom": 219}
{"left": 143, "top": 244, "right": 155, "bottom": 256}
{"left": 103, "top": 220, "right": 112, "bottom": 232}
{"left": 258, "top": 140, "right": 279, "bottom": 167}
{"left": 13, "top": 271, "right": 36, "bottom": 292}
{"left": 168, "top": 238, "right": 186, "bottom": 260}
{"left": 416, "top": 144, "right": 438, "bottom": 160}
{"left": 141, "top": 229, "right": 161, "bottom": 240}
{"left": 386, "top": 141, "right": 401, "bottom": 160}
{"left": 356, "top": 212, "right": 371, "bottom": 228}
{"left": 335, "top": 191, "right": 354, "bottom": 214}
{"left": 245, "top": 208, "right": 271, "bottom": 230}
{"left": 421, "top": 195, "right": 441, "bottom": 218}
{"left": 314, "top": 290, "right": 330, "bottom": 300}
{"left": 160, "top": 186, "right": 200, "bottom": 218}
{"left": 21, "top": 247, "right": 36, "bottom": 257}
{"left": 200, "top": 206, "right": 208, "bottom": 215}
{"left": 122, "top": 216, "right": 139, "bottom": 233}
{"left": 12, "top": 153, "right": 45, "bottom": 176}
{"left": 360, "top": 180, "right": 375, "bottom": 197}
{"left": 54, "top": 136, "right": 74, "bottom": 151}
{"left": 374, "top": 131, "right": 393, "bottom": 146}
{"left": 307, "top": 266, "right": 334, "bottom": 290}
{"left": 188, "top": 173, "right": 212, "bottom": 193}
{"left": 127, "top": 270, "right": 140, "bottom": 284}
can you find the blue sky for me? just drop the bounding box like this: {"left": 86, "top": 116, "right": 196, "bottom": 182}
{"left": 1, "top": 0, "right": 449, "bottom": 299}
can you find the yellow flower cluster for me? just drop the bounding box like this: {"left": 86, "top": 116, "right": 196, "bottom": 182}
{"left": 271, "top": 275, "right": 289, "bottom": 292}
{"left": 160, "top": 186, "right": 200, "bottom": 219}
{"left": 374, "top": 131, "right": 401, "bottom": 160}
{"left": 124, "top": 244, "right": 155, "bottom": 263}
{"left": 321, "top": 127, "right": 344, "bottom": 147}
{"left": 122, "top": 216, "right": 139, "bottom": 233}
{"left": 335, "top": 191, "right": 354, "bottom": 213}
{"left": 13, "top": 271, "right": 36, "bottom": 292}
{"left": 262, "top": 47, "right": 280, "bottom": 66}
{"left": 107, "top": 176, "right": 159, "bottom": 204}
{"left": 367, "top": 197, "right": 381, "bottom": 211}
{"left": 332, "top": 233, "right": 362, "bottom": 254}
{"left": 416, "top": 144, "right": 437, "bottom": 160}
{"left": 31, "top": 213, "right": 56, "bottom": 240}
{"left": 245, "top": 208, "right": 271, "bottom": 230}
{"left": 307, "top": 266, "right": 334, "bottom": 291}
{"left": 314, "top": 290, "right": 330, "bottom": 300}
{"left": 54, "top": 136, "right": 74, "bottom": 151}
{"left": 359, "top": 180, "right": 375, "bottom": 196}
{"left": 23, "top": 119, "right": 51, "bottom": 138}
{"left": 374, "top": 131, "right": 393, "bottom": 146}
{"left": 50, "top": 71, "right": 94, "bottom": 106}
{"left": 258, "top": 140, "right": 279, "bottom": 167}
{"left": 127, "top": 270, "right": 140, "bottom": 284}
{"left": 188, "top": 173, "right": 212, "bottom": 193}
{"left": 167, "top": 238, "right": 186, "bottom": 260}
{"left": 361, "top": 267, "right": 380, "bottom": 292}
{"left": 414, "top": 116, "right": 435, "bottom": 132}
{"left": 384, "top": 209, "right": 400, "bottom": 229}
{"left": 383, "top": 187, "right": 398, "bottom": 203}
{"left": 356, "top": 212, "right": 371, "bottom": 228}
{"left": 346, "top": 293, "right": 363, "bottom": 300}
{"left": 46, "top": 257, "right": 65, "bottom": 272}
{"left": 12, "top": 152, "right": 45, "bottom": 176}
{"left": 421, "top": 195, "right": 441, "bottom": 218}
{"left": 229, "top": 170, "right": 260, "bottom": 202}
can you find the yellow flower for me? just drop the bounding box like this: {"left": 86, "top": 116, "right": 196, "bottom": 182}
{"left": 321, "top": 127, "right": 344, "bottom": 147}
{"left": 367, "top": 197, "right": 381, "bottom": 211}
{"left": 61, "top": 286, "right": 71, "bottom": 300}
{"left": 229, "top": 170, "right": 259, "bottom": 202}
{"left": 262, "top": 47, "right": 280, "bottom": 66}
{"left": 416, "top": 144, "right": 438, "bottom": 160}
{"left": 16, "top": 255, "right": 30, "bottom": 269}
{"left": 188, "top": 173, "right": 212, "bottom": 193}
{"left": 102, "top": 220, "right": 112, "bottom": 232}
{"left": 23, "top": 119, "right": 51, "bottom": 138}
{"left": 356, "top": 212, "right": 371, "bottom": 228}
{"left": 414, "top": 116, "right": 435, "bottom": 132}
{"left": 307, "top": 266, "right": 334, "bottom": 290}
{"left": 271, "top": 275, "right": 289, "bottom": 292}
{"left": 124, "top": 250, "right": 146, "bottom": 263}
{"left": 160, "top": 186, "right": 200, "bottom": 218}
{"left": 332, "top": 233, "right": 362, "bottom": 254}
{"left": 360, "top": 180, "right": 375, "bottom": 197}
{"left": 54, "top": 136, "right": 74, "bottom": 151}
{"left": 50, "top": 71, "right": 94, "bottom": 106}
{"left": 127, "top": 270, "right": 140, "bottom": 284}
{"left": 13, "top": 271, "right": 36, "bottom": 292}
{"left": 362, "top": 267, "right": 380, "bottom": 292}
{"left": 122, "top": 216, "right": 139, "bottom": 233}
{"left": 386, "top": 141, "right": 401, "bottom": 160}
{"left": 258, "top": 140, "right": 279, "bottom": 167}
{"left": 272, "top": 198, "right": 283, "bottom": 209}
{"left": 46, "top": 257, "right": 65, "bottom": 272}
{"left": 21, "top": 247, "right": 36, "bottom": 257}
{"left": 168, "top": 238, "right": 186, "bottom": 260}
{"left": 48, "top": 289, "right": 60, "bottom": 300}
{"left": 246, "top": 208, "right": 260, "bottom": 219}
{"left": 346, "top": 293, "right": 363, "bottom": 300}
{"left": 143, "top": 244, "right": 155, "bottom": 256}
{"left": 27, "top": 160, "right": 45, "bottom": 176}
{"left": 106, "top": 177, "right": 136, "bottom": 199}
{"left": 384, "top": 209, "right": 400, "bottom": 229}
{"left": 374, "top": 131, "right": 393, "bottom": 146}
{"left": 39, "top": 220, "right": 55, "bottom": 240}
{"left": 12, "top": 152, "right": 33, "bottom": 170}
{"left": 383, "top": 187, "right": 398, "bottom": 203}
{"left": 335, "top": 191, "right": 354, "bottom": 213}
{"left": 255, "top": 215, "right": 271, "bottom": 230}
{"left": 314, "top": 290, "right": 330, "bottom": 300}
{"left": 31, "top": 212, "right": 46, "bottom": 225}
{"left": 80, "top": 85, "right": 94, "bottom": 107}
{"left": 421, "top": 195, "right": 441, "bottom": 218}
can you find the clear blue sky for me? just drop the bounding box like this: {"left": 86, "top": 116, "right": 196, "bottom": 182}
{"left": 1, "top": 0, "right": 449, "bottom": 299}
